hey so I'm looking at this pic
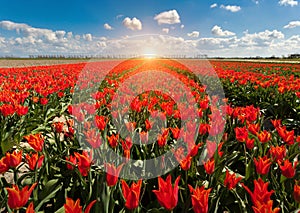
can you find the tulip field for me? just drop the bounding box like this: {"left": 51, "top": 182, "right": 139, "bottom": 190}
{"left": 0, "top": 58, "right": 300, "bottom": 212}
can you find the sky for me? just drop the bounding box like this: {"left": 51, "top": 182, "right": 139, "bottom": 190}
{"left": 0, "top": 0, "right": 300, "bottom": 57}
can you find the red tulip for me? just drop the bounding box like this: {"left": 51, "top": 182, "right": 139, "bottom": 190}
{"left": 66, "top": 155, "right": 77, "bottom": 170}
{"left": 25, "top": 152, "right": 44, "bottom": 171}
{"left": 203, "top": 158, "right": 215, "bottom": 175}
{"left": 24, "top": 133, "right": 44, "bottom": 152}
{"left": 224, "top": 170, "right": 243, "bottom": 190}
{"left": 52, "top": 122, "right": 64, "bottom": 133}
{"left": 6, "top": 183, "right": 37, "bottom": 209}
{"left": 121, "top": 179, "right": 142, "bottom": 210}
{"left": 235, "top": 127, "right": 248, "bottom": 142}
{"left": 64, "top": 197, "right": 96, "bottom": 213}
{"left": 257, "top": 130, "right": 271, "bottom": 143}
{"left": 294, "top": 184, "right": 300, "bottom": 203}
{"left": 252, "top": 200, "right": 280, "bottom": 213}
{"left": 247, "top": 123, "right": 260, "bottom": 135}
{"left": 105, "top": 163, "right": 123, "bottom": 186}
{"left": 269, "top": 145, "right": 286, "bottom": 162}
{"left": 245, "top": 137, "right": 255, "bottom": 149}
{"left": 26, "top": 202, "right": 35, "bottom": 213}
{"left": 94, "top": 115, "right": 108, "bottom": 131}
{"left": 153, "top": 175, "right": 180, "bottom": 210}
{"left": 107, "top": 134, "right": 119, "bottom": 148}
{"left": 6, "top": 150, "right": 23, "bottom": 168}
{"left": 84, "top": 129, "right": 102, "bottom": 149}
{"left": 74, "top": 151, "right": 93, "bottom": 177}
{"left": 0, "top": 156, "right": 9, "bottom": 174}
{"left": 279, "top": 159, "right": 297, "bottom": 178}
{"left": 254, "top": 156, "right": 272, "bottom": 175}
{"left": 241, "top": 178, "right": 274, "bottom": 207}
{"left": 188, "top": 185, "right": 211, "bottom": 213}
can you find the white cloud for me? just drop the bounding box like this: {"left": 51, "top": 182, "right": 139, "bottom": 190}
{"left": 104, "top": 23, "right": 113, "bottom": 30}
{"left": 0, "top": 20, "right": 299, "bottom": 58}
{"left": 187, "top": 31, "right": 200, "bottom": 38}
{"left": 220, "top": 5, "right": 241, "bottom": 12}
{"left": 154, "top": 10, "right": 181, "bottom": 25}
{"left": 211, "top": 25, "right": 235, "bottom": 37}
{"left": 239, "top": 30, "right": 284, "bottom": 47}
{"left": 284, "top": 21, "right": 300, "bottom": 28}
{"left": 122, "top": 17, "right": 142, "bottom": 31}
{"left": 180, "top": 24, "right": 184, "bottom": 29}
{"left": 162, "top": 28, "right": 169, "bottom": 34}
{"left": 210, "top": 3, "right": 218, "bottom": 8}
{"left": 83, "top": 34, "right": 92, "bottom": 41}
{"left": 278, "top": 0, "right": 298, "bottom": 6}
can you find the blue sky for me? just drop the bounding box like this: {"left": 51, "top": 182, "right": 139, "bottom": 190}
{"left": 0, "top": 0, "right": 300, "bottom": 57}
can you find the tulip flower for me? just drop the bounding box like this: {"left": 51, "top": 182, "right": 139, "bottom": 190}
{"left": 257, "top": 130, "right": 271, "bottom": 143}
{"left": 203, "top": 158, "right": 215, "bottom": 175}
{"left": 152, "top": 175, "right": 180, "bottom": 211}
{"left": 269, "top": 146, "right": 286, "bottom": 162}
{"left": 66, "top": 155, "right": 77, "bottom": 170}
{"left": 24, "top": 133, "right": 44, "bottom": 152}
{"left": 121, "top": 179, "right": 142, "bottom": 210}
{"left": 25, "top": 152, "right": 44, "bottom": 171}
{"left": 64, "top": 197, "right": 96, "bottom": 213}
{"left": 224, "top": 170, "right": 243, "bottom": 190}
{"left": 254, "top": 156, "right": 272, "bottom": 175}
{"left": 6, "top": 150, "right": 23, "bottom": 168}
{"left": 235, "top": 126, "right": 248, "bottom": 142}
{"left": 0, "top": 156, "right": 9, "bottom": 174}
{"left": 26, "top": 202, "right": 35, "bottom": 213}
{"left": 188, "top": 185, "right": 212, "bottom": 213}
{"left": 105, "top": 163, "right": 123, "bottom": 187}
{"left": 107, "top": 134, "right": 119, "bottom": 148}
{"left": 6, "top": 183, "right": 37, "bottom": 209}
{"left": 241, "top": 178, "right": 274, "bottom": 208}
{"left": 74, "top": 151, "right": 93, "bottom": 177}
{"left": 252, "top": 200, "right": 280, "bottom": 213}
{"left": 279, "top": 159, "right": 297, "bottom": 178}
{"left": 94, "top": 115, "right": 108, "bottom": 131}
{"left": 294, "top": 184, "right": 300, "bottom": 203}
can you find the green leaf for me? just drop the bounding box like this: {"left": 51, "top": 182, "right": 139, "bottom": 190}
{"left": 35, "top": 182, "right": 63, "bottom": 211}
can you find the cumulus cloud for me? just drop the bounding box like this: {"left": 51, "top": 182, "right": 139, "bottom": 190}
{"left": 211, "top": 25, "right": 235, "bottom": 37}
{"left": 284, "top": 21, "right": 300, "bottom": 28}
{"left": 187, "top": 31, "right": 200, "bottom": 38}
{"left": 180, "top": 24, "right": 184, "bottom": 29}
{"left": 122, "top": 17, "right": 142, "bottom": 30}
{"left": 104, "top": 23, "right": 113, "bottom": 30}
{"left": 220, "top": 5, "right": 241, "bottom": 12}
{"left": 83, "top": 33, "right": 92, "bottom": 41}
{"left": 210, "top": 3, "right": 218, "bottom": 8}
{"left": 154, "top": 10, "right": 181, "bottom": 25}
{"left": 0, "top": 20, "right": 66, "bottom": 42}
{"left": 239, "top": 30, "right": 284, "bottom": 47}
{"left": 162, "top": 28, "right": 169, "bottom": 34}
{"left": 278, "top": 0, "right": 298, "bottom": 6}
{"left": 0, "top": 20, "right": 299, "bottom": 58}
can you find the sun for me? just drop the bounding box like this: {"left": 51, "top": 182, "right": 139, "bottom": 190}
{"left": 143, "top": 53, "right": 157, "bottom": 59}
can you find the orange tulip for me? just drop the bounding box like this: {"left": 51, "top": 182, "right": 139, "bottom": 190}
{"left": 224, "top": 170, "right": 243, "bottom": 190}
{"left": 64, "top": 197, "right": 96, "bottom": 213}
{"left": 254, "top": 156, "right": 272, "bottom": 175}
{"left": 24, "top": 133, "right": 44, "bottom": 152}
{"left": 6, "top": 183, "right": 37, "bottom": 209}
{"left": 188, "top": 185, "right": 212, "bottom": 213}
{"left": 25, "top": 152, "right": 44, "bottom": 171}
{"left": 6, "top": 150, "right": 22, "bottom": 168}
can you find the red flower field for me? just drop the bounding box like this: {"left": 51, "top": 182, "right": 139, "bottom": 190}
{"left": 0, "top": 58, "right": 299, "bottom": 212}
